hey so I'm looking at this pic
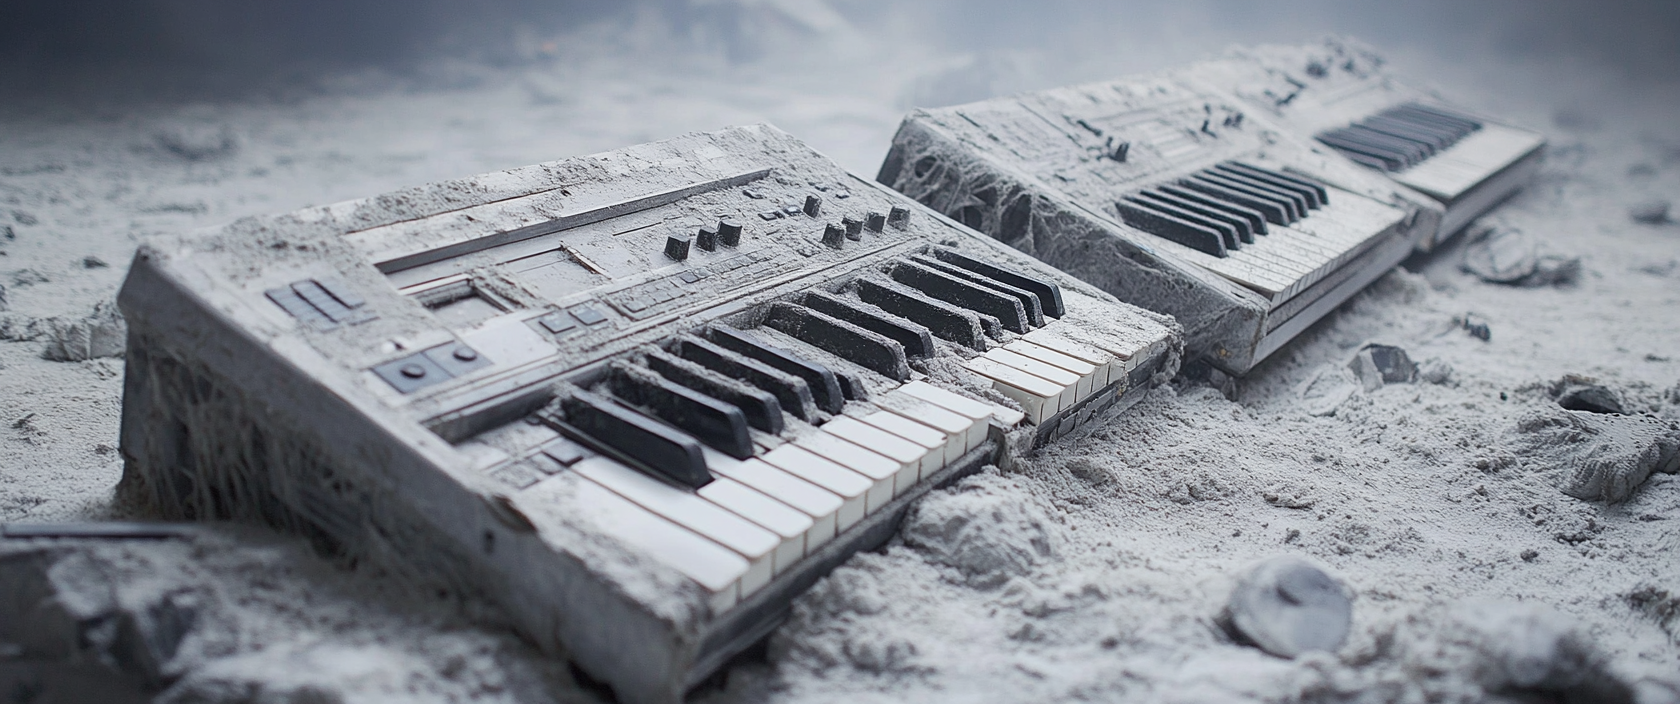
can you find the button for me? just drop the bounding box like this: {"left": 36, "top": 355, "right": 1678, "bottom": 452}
{"left": 400, "top": 364, "right": 426, "bottom": 378}
{"left": 782, "top": 204, "right": 802, "bottom": 216}
{"left": 539, "top": 312, "right": 578, "bottom": 334}
{"left": 718, "top": 219, "right": 743, "bottom": 246}
{"left": 887, "top": 206, "right": 911, "bottom": 229}
{"left": 679, "top": 271, "right": 701, "bottom": 284}
{"left": 759, "top": 211, "right": 781, "bottom": 221}
{"left": 803, "top": 195, "right": 822, "bottom": 217}
{"left": 743, "top": 188, "right": 764, "bottom": 199}
{"left": 452, "top": 347, "right": 478, "bottom": 362}
{"left": 664, "top": 234, "right": 692, "bottom": 261}
{"left": 822, "top": 223, "right": 845, "bottom": 249}
{"left": 570, "top": 306, "right": 607, "bottom": 325}
{"left": 540, "top": 438, "right": 588, "bottom": 466}
{"left": 695, "top": 226, "right": 718, "bottom": 251}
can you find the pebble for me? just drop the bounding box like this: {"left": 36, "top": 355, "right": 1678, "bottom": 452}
{"left": 1550, "top": 374, "right": 1625, "bottom": 414}
{"left": 1629, "top": 199, "right": 1671, "bottom": 225}
{"left": 1348, "top": 343, "right": 1416, "bottom": 391}
{"left": 1460, "top": 313, "right": 1492, "bottom": 341}
{"left": 82, "top": 256, "right": 108, "bottom": 269}
{"left": 1223, "top": 555, "right": 1352, "bottom": 658}
{"left": 1462, "top": 226, "right": 1538, "bottom": 283}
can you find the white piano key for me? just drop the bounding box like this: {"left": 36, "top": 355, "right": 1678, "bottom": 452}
{"left": 961, "top": 356, "right": 1060, "bottom": 425}
{"left": 702, "top": 449, "right": 840, "bottom": 549}
{"left": 1020, "top": 330, "right": 1117, "bottom": 389}
{"left": 759, "top": 444, "right": 869, "bottom": 530}
{"left": 984, "top": 348, "right": 1079, "bottom": 412}
{"left": 792, "top": 431, "right": 900, "bottom": 509}
{"left": 899, "top": 380, "right": 1006, "bottom": 429}
{"left": 858, "top": 410, "right": 949, "bottom": 478}
{"left": 697, "top": 476, "right": 811, "bottom": 576}
{"left": 875, "top": 391, "right": 987, "bottom": 454}
{"left": 1394, "top": 124, "right": 1545, "bottom": 201}
{"left": 821, "top": 417, "right": 926, "bottom": 493}
{"left": 1005, "top": 340, "right": 1097, "bottom": 401}
{"left": 569, "top": 476, "right": 745, "bottom": 612}
{"left": 572, "top": 457, "right": 779, "bottom": 597}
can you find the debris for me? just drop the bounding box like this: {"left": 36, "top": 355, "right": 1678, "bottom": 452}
{"left": 1459, "top": 313, "right": 1492, "bottom": 341}
{"left": 1550, "top": 374, "right": 1625, "bottom": 414}
{"left": 0, "top": 283, "right": 7, "bottom": 312}
{"left": 1630, "top": 199, "right": 1672, "bottom": 225}
{"left": 82, "top": 256, "right": 108, "bottom": 269}
{"left": 1348, "top": 343, "right": 1416, "bottom": 391}
{"left": 1461, "top": 225, "right": 1580, "bottom": 287}
{"left": 155, "top": 124, "right": 238, "bottom": 162}
{"left": 40, "top": 301, "right": 126, "bottom": 362}
{"left": 1430, "top": 600, "right": 1636, "bottom": 703}
{"left": 11, "top": 210, "right": 37, "bottom": 226}
{"left": 11, "top": 268, "right": 48, "bottom": 286}
{"left": 1298, "top": 364, "right": 1360, "bottom": 417}
{"left": 1419, "top": 357, "right": 1454, "bottom": 385}
{"left": 1510, "top": 407, "right": 1680, "bottom": 503}
{"left": 1222, "top": 555, "right": 1352, "bottom": 658}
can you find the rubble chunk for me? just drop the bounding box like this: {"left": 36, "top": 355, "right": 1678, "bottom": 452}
{"left": 1223, "top": 555, "right": 1352, "bottom": 658}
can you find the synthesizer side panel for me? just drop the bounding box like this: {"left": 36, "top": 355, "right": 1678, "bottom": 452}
{"left": 1180, "top": 37, "right": 1547, "bottom": 247}
{"left": 880, "top": 72, "right": 1441, "bottom": 374}
{"left": 116, "top": 124, "right": 1180, "bottom": 704}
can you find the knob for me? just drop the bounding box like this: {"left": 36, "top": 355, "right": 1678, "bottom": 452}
{"left": 887, "top": 206, "right": 912, "bottom": 230}
{"left": 864, "top": 211, "right": 886, "bottom": 233}
{"left": 695, "top": 226, "right": 718, "bottom": 252}
{"left": 821, "top": 223, "right": 845, "bottom": 249}
{"left": 664, "top": 234, "right": 692, "bottom": 261}
{"left": 842, "top": 216, "right": 863, "bottom": 240}
{"left": 803, "top": 195, "right": 822, "bottom": 217}
{"left": 717, "top": 219, "right": 743, "bottom": 247}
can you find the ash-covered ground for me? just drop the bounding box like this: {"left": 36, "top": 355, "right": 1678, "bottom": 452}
{"left": 2, "top": 2, "right": 1678, "bottom": 702}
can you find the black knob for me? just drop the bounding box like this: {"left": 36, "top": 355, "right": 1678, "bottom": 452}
{"left": 864, "top": 211, "right": 886, "bottom": 233}
{"left": 453, "top": 346, "right": 479, "bottom": 362}
{"left": 695, "top": 226, "right": 718, "bottom": 251}
{"left": 887, "top": 206, "right": 911, "bottom": 230}
{"left": 803, "top": 195, "right": 822, "bottom": 217}
{"left": 842, "top": 216, "right": 863, "bottom": 240}
{"left": 664, "top": 234, "right": 692, "bottom": 261}
{"left": 822, "top": 223, "right": 845, "bottom": 249}
{"left": 399, "top": 363, "right": 427, "bottom": 379}
{"left": 717, "top": 219, "right": 742, "bottom": 247}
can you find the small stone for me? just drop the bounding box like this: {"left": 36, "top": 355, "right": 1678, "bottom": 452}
{"left": 1223, "top": 555, "right": 1353, "bottom": 658}
{"left": 81, "top": 256, "right": 108, "bottom": 269}
{"left": 40, "top": 300, "right": 126, "bottom": 362}
{"left": 1460, "top": 313, "right": 1492, "bottom": 341}
{"left": 1630, "top": 200, "right": 1671, "bottom": 225}
{"left": 1550, "top": 374, "right": 1625, "bottom": 414}
{"left": 10, "top": 268, "right": 48, "bottom": 287}
{"left": 1348, "top": 343, "right": 1416, "bottom": 391}
{"left": 1419, "top": 357, "right": 1454, "bottom": 385}
{"left": 1462, "top": 226, "right": 1538, "bottom": 284}
{"left": 1527, "top": 254, "right": 1581, "bottom": 287}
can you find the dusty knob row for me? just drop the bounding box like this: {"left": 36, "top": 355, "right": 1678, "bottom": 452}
{"left": 666, "top": 219, "right": 746, "bottom": 261}
{"left": 822, "top": 206, "right": 912, "bottom": 249}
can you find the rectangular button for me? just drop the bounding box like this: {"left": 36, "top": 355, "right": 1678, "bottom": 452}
{"left": 759, "top": 444, "right": 869, "bottom": 531}
{"left": 961, "top": 357, "right": 1062, "bottom": 425}
{"left": 703, "top": 449, "right": 840, "bottom": 550}
{"left": 698, "top": 476, "right": 812, "bottom": 575}
{"left": 573, "top": 457, "right": 779, "bottom": 597}
{"left": 790, "top": 433, "right": 898, "bottom": 511}
{"left": 859, "top": 410, "right": 949, "bottom": 474}
{"left": 877, "top": 392, "right": 986, "bottom": 454}
{"left": 568, "top": 478, "right": 746, "bottom": 612}
{"left": 821, "top": 417, "right": 925, "bottom": 493}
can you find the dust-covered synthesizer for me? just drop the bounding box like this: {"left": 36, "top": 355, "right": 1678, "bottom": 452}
{"left": 116, "top": 125, "right": 1179, "bottom": 704}
{"left": 880, "top": 70, "right": 1440, "bottom": 375}
{"left": 1181, "top": 37, "right": 1546, "bottom": 249}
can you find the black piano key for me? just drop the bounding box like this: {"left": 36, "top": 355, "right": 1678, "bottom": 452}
{"left": 1390, "top": 103, "right": 1481, "bottom": 132}
{"left": 889, "top": 260, "right": 1031, "bottom": 334}
{"left": 1115, "top": 198, "right": 1228, "bottom": 256}
{"left": 835, "top": 371, "right": 868, "bottom": 401}
{"left": 1379, "top": 109, "right": 1474, "bottom": 146}
{"left": 1335, "top": 149, "right": 1400, "bottom": 172}
{"left": 910, "top": 255, "right": 1046, "bottom": 327}
{"left": 1343, "top": 125, "right": 1433, "bottom": 163}
{"left": 1138, "top": 190, "right": 1254, "bottom": 245}
{"left": 803, "top": 290, "right": 935, "bottom": 357}
{"left": 1217, "top": 164, "right": 1322, "bottom": 209}
{"left": 1226, "top": 163, "right": 1330, "bottom": 207}
{"left": 557, "top": 389, "right": 712, "bottom": 488}
{"left": 762, "top": 302, "right": 911, "bottom": 382}
{"left": 1316, "top": 131, "right": 1408, "bottom": 171}
{"left": 644, "top": 347, "right": 785, "bottom": 435}
{"left": 674, "top": 334, "right": 819, "bottom": 422}
{"left": 1361, "top": 115, "right": 1454, "bottom": 150}
{"left": 709, "top": 325, "right": 845, "bottom": 415}
{"left": 1335, "top": 128, "right": 1428, "bottom": 169}
{"left": 1212, "top": 168, "right": 1320, "bottom": 216}
{"left": 1122, "top": 195, "right": 1240, "bottom": 251}
{"left": 608, "top": 362, "right": 755, "bottom": 460}
{"left": 1183, "top": 175, "right": 1293, "bottom": 224}
{"left": 1160, "top": 184, "right": 1268, "bottom": 236}
{"left": 854, "top": 276, "right": 986, "bottom": 350}
{"left": 927, "top": 247, "right": 1065, "bottom": 318}
{"left": 1201, "top": 171, "right": 1305, "bottom": 221}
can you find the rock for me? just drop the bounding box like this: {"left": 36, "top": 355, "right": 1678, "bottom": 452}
{"left": 1222, "top": 555, "right": 1352, "bottom": 658}
{"left": 155, "top": 124, "right": 238, "bottom": 162}
{"left": 1511, "top": 407, "right": 1680, "bottom": 503}
{"left": 1348, "top": 343, "right": 1416, "bottom": 392}
{"left": 40, "top": 300, "right": 126, "bottom": 362}
{"left": 1460, "top": 313, "right": 1492, "bottom": 341}
{"left": 82, "top": 256, "right": 109, "bottom": 269}
{"left": 11, "top": 268, "right": 48, "bottom": 287}
{"left": 1419, "top": 357, "right": 1454, "bottom": 385}
{"left": 1436, "top": 600, "right": 1635, "bottom": 703}
{"left": 1550, "top": 374, "right": 1625, "bottom": 414}
{"left": 1462, "top": 226, "right": 1538, "bottom": 283}
{"left": 1630, "top": 199, "right": 1672, "bottom": 225}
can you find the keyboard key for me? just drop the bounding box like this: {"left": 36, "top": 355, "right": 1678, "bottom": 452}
{"left": 910, "top": 255, "right": 1046, "bottom": 327}
{"left": 891, "top": 260, "right": 1031, "bottom": 333}
{"left": 762, "top": 302, "right": 911, "bottom": 382}
{"left": 608, "top": 362, "right": 754, "bottom": 460}
{"left": 703, "top": 449, "right": 840, "bottom": 550}
{"left": 564, "top": 476, "right": 746, "bottom": 612}
{"left": 874, "top": 391, "right": 985, "bottom": 454}
{"left": 697, "top": 476, "right": 812, "bottom": 575}
{"left": 557, "top": 390, "right": 712, "bottom": 488}
{"left": 759, "top": 444, "right": 870, "bottom": 530}
{"left": 803, "top": 290, "right": 935, "bottom": 358}
{"left": 820, "top": 416, "right": 926, "bottom": 492}
{"left": 710, "top": 325, "right": 845, "bottom": 415}
{"left": 962, "top": 356, "right": 1063, "bottom": 425}
{"left": 984, "top": 348, "right": 1079, "bottom": 412}
{"left": 643, "top": 347, "right": 784, "bottom": 435}
{"left": 676, "top": 334, "right": 818, "bottom": 422}
{"left": 1005, "top": 340, "right": 1097, "bottom": 400}
{"left": 927, "top": 247, "right": 1065, "bottom": 318}
{"left": 859, "top": 410, "right": 951, "bottom": 471}
{"left": 855, "top": 277, "right": 986, "bottom": 350}
{"left": 899, "top": 380, "right": 998, "bottom": 428}
{"left": 787, "top": 434, "right": 897, "bottom": 511}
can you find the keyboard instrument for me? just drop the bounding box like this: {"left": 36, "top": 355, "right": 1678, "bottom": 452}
{"left": 1181, "top": 37, "right": 1547, "bottom": 249}
{"left": 115, "top": 125, "right": 1178, "bottom": 704}
{"left": 880, "top": 72, "right": 1441, "bottom": 374}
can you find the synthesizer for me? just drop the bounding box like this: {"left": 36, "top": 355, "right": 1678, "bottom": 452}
{"left": 1181, "top": 37, "right": 1546, "bottom": 249}
{"left": 115, "top": 125, "right": 1178, "bottom": 704}
{"left": 879, "top": 72, "right": 1441, "bottom": 375}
